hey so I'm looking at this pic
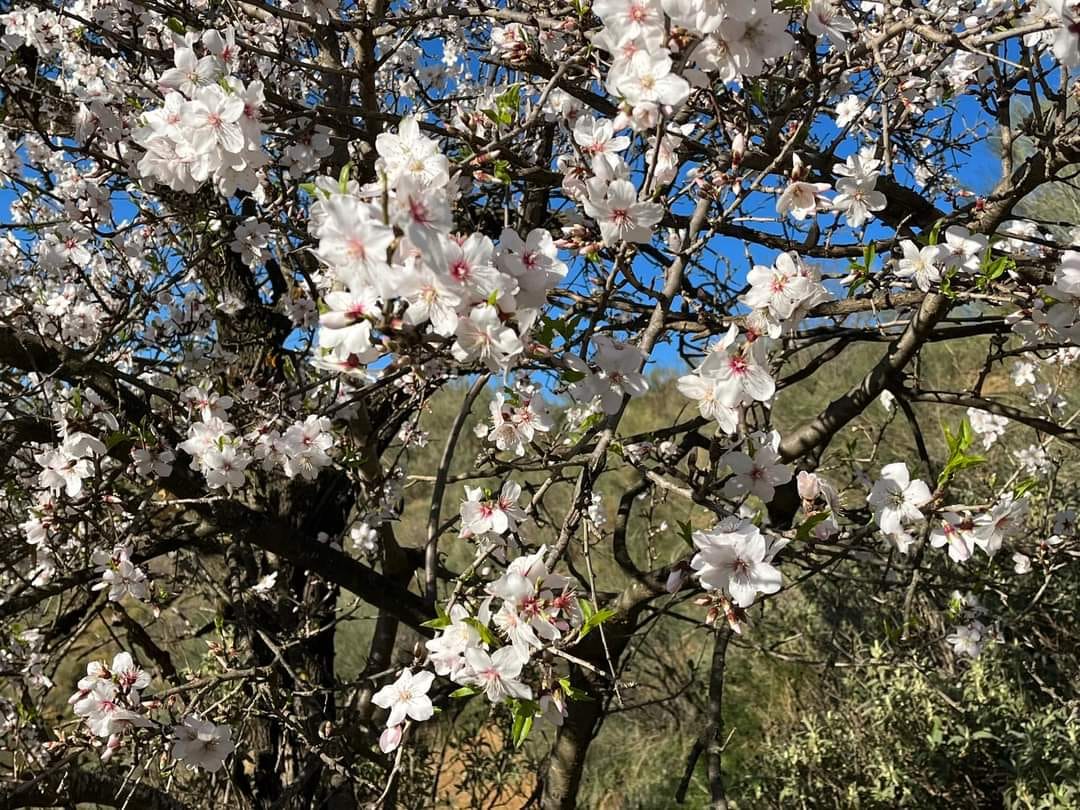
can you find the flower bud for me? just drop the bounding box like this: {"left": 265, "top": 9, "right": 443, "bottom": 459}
{"left": 731, "top": 132, "right": 745, "bottom": 168}
{"left": 797, "top": 471, "right": 821, "bottom": 501}
{"left": 379, "top": 725, "right": 403, "bottom": 753}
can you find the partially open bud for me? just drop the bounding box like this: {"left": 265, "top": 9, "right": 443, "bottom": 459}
{"left": 797, "top": 470, "right": 821, "bottom": 502}
{"left": 379, "top": 724, "right": 403, "bottom": 754}
{"left": 731, "top": 131, "right": 745, "bottom": 168}
{"left": 665, "top": 564, "right": 689, "bottom": 593}
{"left": 790, "top": 153, "right": 807, "bottom": 181}
{"left": 101, "top": 733, "right": 123, "bottom": 762}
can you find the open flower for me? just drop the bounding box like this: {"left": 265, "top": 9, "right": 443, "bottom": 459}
{"left": 183, "top": 85, "right": 245, "bottom": 154}
{"left": 946, "top": 621, "right": 987, "bottom": 658}
{"left": 607, "top": 51, "right": 690, "bottom": 110}
{"left": 930, "top": 512, "right": 976, "bottom": 563}
{"left": 776, "top": 156, "right": 831, "bottom": 220}
{"left": 939, "top": 226, "right": 988, "bottom": 274}
{"left": 807, "top": 0, "right": 856, "bottom": 50}
{"left": 973, "top": 496, "right": 1028, "bottom": 557}
{"left": 896, "top": 240, "right": 944, "bottom": 292}
{"left": 742, "top": 253, "right": 814, "bottom": 322}
{"left": 171, "top": 716, "right": 235, "bottom": 773}
{"left": 372, "top": 669, "right": 436, "bottom": 728}
{"left": 451, "top": 305, "right": 524, "bottom": 371}
{"left": 868, "top": 462, "right": 933, "bottom": 539}
{"left": 582, "top": 179, "right": 662, "bottom": 245}
{"left": 832, "top": 177, "right": 886, "bottom": 228}
{"left": 460, "top": 647, "right": 532, "bottom": 703}
{"left": 722, "top": 444, "right": 792, "bottom": 502}
{"left": 592, "top": 336, "right": 649, "bottom": 412}
{"left": 691, "top": 519, "right": 783, "bottom": 607}
{"left": 74, "top": 682, "right": 150, "bottom": 738}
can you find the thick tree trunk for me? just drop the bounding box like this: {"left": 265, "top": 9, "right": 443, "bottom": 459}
{"left": 540, "top": 627, "right": 636, "bottom": 810}
{"left": 541, "top": 692, "right": 603, "bottom": 810}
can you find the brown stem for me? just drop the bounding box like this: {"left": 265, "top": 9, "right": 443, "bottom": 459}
{"left": 705, "top": 630, "right": 731, "bottom": 810}
{"left": 779, "top": 292, "right": 951, "bottom": 463}
{"left": 675, "top": 629, "right": 730, "bottom": 806}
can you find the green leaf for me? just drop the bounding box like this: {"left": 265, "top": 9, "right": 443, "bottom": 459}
{"left": 421, "top": 605, "right": 451, "bottom": 629}
{"left": 535, "top": 318, "right": 557, "bottom": 347}
{"left": 558, "top": 677, "right": 592, "bottom": 702}
{"left": 498, "top": 84, "right": 521, "bottom": 107}
{"left": 976, "top": 252, "right": 1014, "bottom": 291}
{"left": 481, "top": 88, "right": 519, "bottom": 127}
{"left": 105, "top": 431, "right": 128, "bottom": 451}
{"left": 677, "top": 519, "right": 694, "bottom": 548}
{"left": 1014, "top": 477, "right": 1039, "bottom": 498}
{"left": 166, "top": 16, "right": 186, "bottom": 34}
{"left": 795, "top": 510, "right": 832, "bottom": 543}
{"left": 939, "top": 268, "right": 959, "bottom": 300}
{"left": 578, "top": 597, "right": 595, "bottom": 623}
{"left": 578, "top": 599, "right": 616, "bottom": 639}
{"left": 961, "top": 416, "right": 974, "bottom": 447}
{"left": 512, "top": 710, "right": 533, "bottom": 747}
{"left": 537, "top": 316, "right": 577, "bottom": 349}
{"left": 747, "top": 81, "right": 766, "bottom": 109}
{"left": 587, "top": 608, "right": 618, "bottom": 629}
{"left": 578, "top": 412, "right": 604, "bottom": 433}
{"left": 493, "top": 160, "right": 512, "bottom": 185}
{"left": 464, "top": 618, "right": 497, "bottom": 647}
{"left": 555, "top": 316, "right": 579, "bottom": 341}
{"left": 863, "top": 243, "right": 877, "bottom": 272}
{"left": 449, "top": 685, "right": 480, "bottom": 699}
{"left": 926, "top": 219, "right": 945, "bottom": 246}
{"left": 495, "top": 83, "right": 522, "bottom": 122}
{"left": 510, "top": 699, "right": 536, "bottom": 747}
{"left": 338, "top": 162, "right": 352, "bottom": 193}
{"left": 938, "top": 417, "right": 985, "bottom": 488}
{"left": 846, "top": 262, "right": 870, "bottom": 298}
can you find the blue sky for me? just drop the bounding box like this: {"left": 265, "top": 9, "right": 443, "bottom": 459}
{"left": 1, "top": 34, "right": 1009, "bottom": 383}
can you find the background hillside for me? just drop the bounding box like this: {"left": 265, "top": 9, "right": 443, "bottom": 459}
{"left": 318, "top": 329, "right": 1080, "bottom": 809}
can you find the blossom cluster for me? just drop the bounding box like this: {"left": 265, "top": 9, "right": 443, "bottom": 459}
{"left": 69, "top": 652, "right": 234, "bottom": 772}
{"left": 178, "top": 394, "right": 336, "bottom": 492}
{"left": 311, "top": 116, "right": 567, "bottom": 379}
{"left": 373, "top": 546, "right": 582, "bottom": 751}
{"left": 677, "top": 325, "right": 775, "bottom": 434}
{"left": 132, "top": 30, "right": 267, "bottom": 197}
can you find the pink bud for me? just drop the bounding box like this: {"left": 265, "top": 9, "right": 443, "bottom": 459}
{"left": 797, "top": 471, "right": 820, "bottom": 501}
{"left": 731, "top": 132, "right": 745, "bottom": 166}
{"left": 101, "top": 734, "right": 123, "bottom": 762}
{"left": 665, "top": 568, "right": 687, "bottom": 594}
{"left": 379, "top": 725, "right": 403, "bottom": 754}
{"left": 791, "top": 153, "right": 806, "bottom": 181}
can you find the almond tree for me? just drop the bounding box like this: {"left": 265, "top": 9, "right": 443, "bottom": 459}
{"left": 0, "top": 0, "right": 1078, "bottom": 807}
